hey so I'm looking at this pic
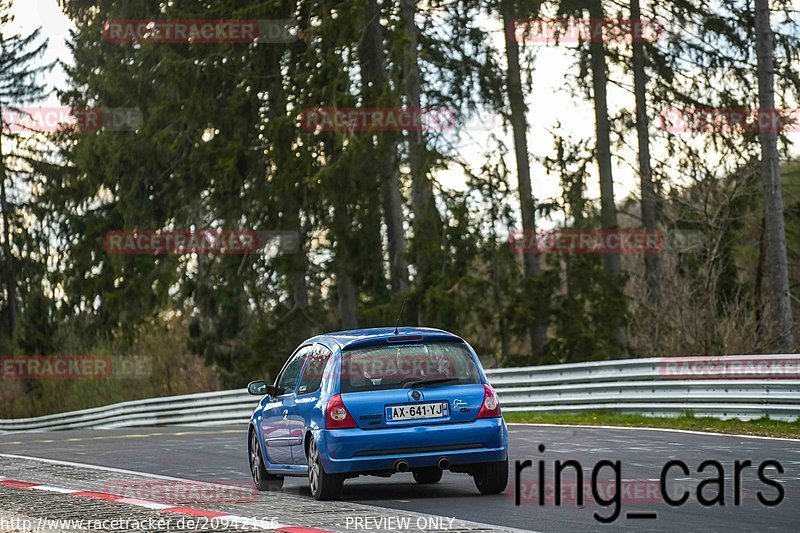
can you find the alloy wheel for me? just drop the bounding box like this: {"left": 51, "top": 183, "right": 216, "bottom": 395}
{"left": 308, "top": 438, "right": 320, "bottom": 494}
{"left": 250, "top": 431, "right": 261, "bottom": 486}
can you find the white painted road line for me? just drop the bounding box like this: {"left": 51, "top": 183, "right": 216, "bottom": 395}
{"left": 507, "top": 422, "right": 800, "bottom": 442}
{"left": 0, "top": 478, "right": 322, "bottom": 532}
{"left": 0, "top": 453, "right": 533, "bottom": 532}
{"left": 30, "top": 485, "right": 80, "bottom": 494}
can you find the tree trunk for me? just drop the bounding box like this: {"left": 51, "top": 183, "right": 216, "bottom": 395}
{"left": 285, "top": 195, "right": 311, "bottom": 340}
{"left": 400, "top": 0, "right": 443, "bottom": 321}
{"left": 265, "top": 18, "right": 311, "bottom": 339}
{"left": 360, "top": 0, "right": 409, "bottom": 295}
{"left": 754, "top": 0, "right": 796, "bottom": 351}
{"left": 588, "top": 0, "right": 626, "bottom": 351}
{"left": 501, "top": 0, "right": 546, "bottom": 362}
{"left": 754, "top": 214, "right": 766, "bottom": 340}
{"left": 336, "top": 270, "right": 359, "bottom": 330}
{"left": 630, "top": 0, "right": 660, "bottom": 309}
{"left": 380, "top": 152, "right": 410, "bottom": 295}
{"left": 334, "top": 202, "right": 359, "bottom": 329}
{"left": 0, "top": 114, "right": 17, "bottom": 337}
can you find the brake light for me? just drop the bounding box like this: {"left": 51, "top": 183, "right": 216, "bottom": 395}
{"left": 326, "top": 394, "right": 357, "bottom": 429}
{"left": 477, "top": 384, "right": 501, "bottom": 418}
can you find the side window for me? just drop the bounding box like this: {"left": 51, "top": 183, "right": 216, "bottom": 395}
{"left": 297, "top": 345, "right": 332, "bottom": 395}
{"left": 275, "top": 346, "right": 311, "bottom": 395}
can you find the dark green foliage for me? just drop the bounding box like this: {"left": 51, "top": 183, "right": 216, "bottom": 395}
{"left": 0, "top": 0, "right": 798, "bottom": 417}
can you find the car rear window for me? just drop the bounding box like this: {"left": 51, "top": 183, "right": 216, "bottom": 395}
{"left": 340, "top": 341, "right": 481, "bottom": 393}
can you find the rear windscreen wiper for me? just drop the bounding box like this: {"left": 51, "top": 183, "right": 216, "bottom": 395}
{"left": 403, "top": 377, "right": 461, "bottom": 388}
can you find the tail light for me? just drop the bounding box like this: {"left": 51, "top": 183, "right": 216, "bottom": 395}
{"left": 477, "top": 384, "right": 501, "bottom": 418}
{"left": 326, "top": 394, "right": 357, "bottom": 429}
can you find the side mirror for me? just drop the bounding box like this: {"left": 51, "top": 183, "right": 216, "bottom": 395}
{"left": 247, "top": 380, "right": 271, "bottom": 396}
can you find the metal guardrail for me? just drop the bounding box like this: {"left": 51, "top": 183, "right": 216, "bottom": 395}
{"left": 1, "top": 355, "right": 798, "bottom": 431}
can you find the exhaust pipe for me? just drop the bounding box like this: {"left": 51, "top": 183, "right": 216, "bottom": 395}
{"left": 394, "top": 460, "right": 409, "bottom": 473}
{"left": 437, "top": 457, "right": 451, "bottom": 470}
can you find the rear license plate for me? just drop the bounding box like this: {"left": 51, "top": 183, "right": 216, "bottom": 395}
{"left": 386, "top": 402, "right": 449, "bottom": 421}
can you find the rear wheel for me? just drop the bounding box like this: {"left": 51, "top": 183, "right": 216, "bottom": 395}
{"left": 413, "top": 468, "right": 443, "bottom": 484}
{"left": 307, "top": 437, "right": 344, "bottom": 500}
{"left": 473, "top": 459, "right": 508, "bottom": 494}
{"left": 250, "top": 430, "right": 284, "bottom": 491}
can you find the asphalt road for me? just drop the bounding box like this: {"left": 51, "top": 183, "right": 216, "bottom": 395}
{"left": 0, "top": 424, "right": 798, "bottom": 532}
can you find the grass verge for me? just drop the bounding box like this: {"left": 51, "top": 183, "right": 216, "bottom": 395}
{"left": 504, "top": 411, "right": 800, "bottom": 439}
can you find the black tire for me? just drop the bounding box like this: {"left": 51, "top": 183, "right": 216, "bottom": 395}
{"left": 473, "top": 459, "right": 508, "bottom": 494}
{"left": 250, "top": 430, "right": 284, "bottom": 491}
{"left": 307, "top": 436, "right": 344, "bottom": 500}
{"left": 413, "top": 468, "right": 443, "bottom": 484}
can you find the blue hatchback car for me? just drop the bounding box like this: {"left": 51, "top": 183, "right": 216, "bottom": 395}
{"left": 246, "top": 327, "right": 509, "bottom": 500}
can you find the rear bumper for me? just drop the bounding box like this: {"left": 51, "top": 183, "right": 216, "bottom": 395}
{"left": 317, "top": 418, "right": 508, "bottom": 474}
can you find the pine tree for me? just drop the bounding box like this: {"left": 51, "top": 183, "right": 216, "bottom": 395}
{"left": 629, "top": 0, "right": 660, "bottom": 308}
{"left": 0, "top": 1, "right": 50, "bottom": 342}
{"left": 499, "top": 0, "right": 548, "bottom": 362}
{"left": 754, "top": 0, "right": 796, "bottom": 351}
